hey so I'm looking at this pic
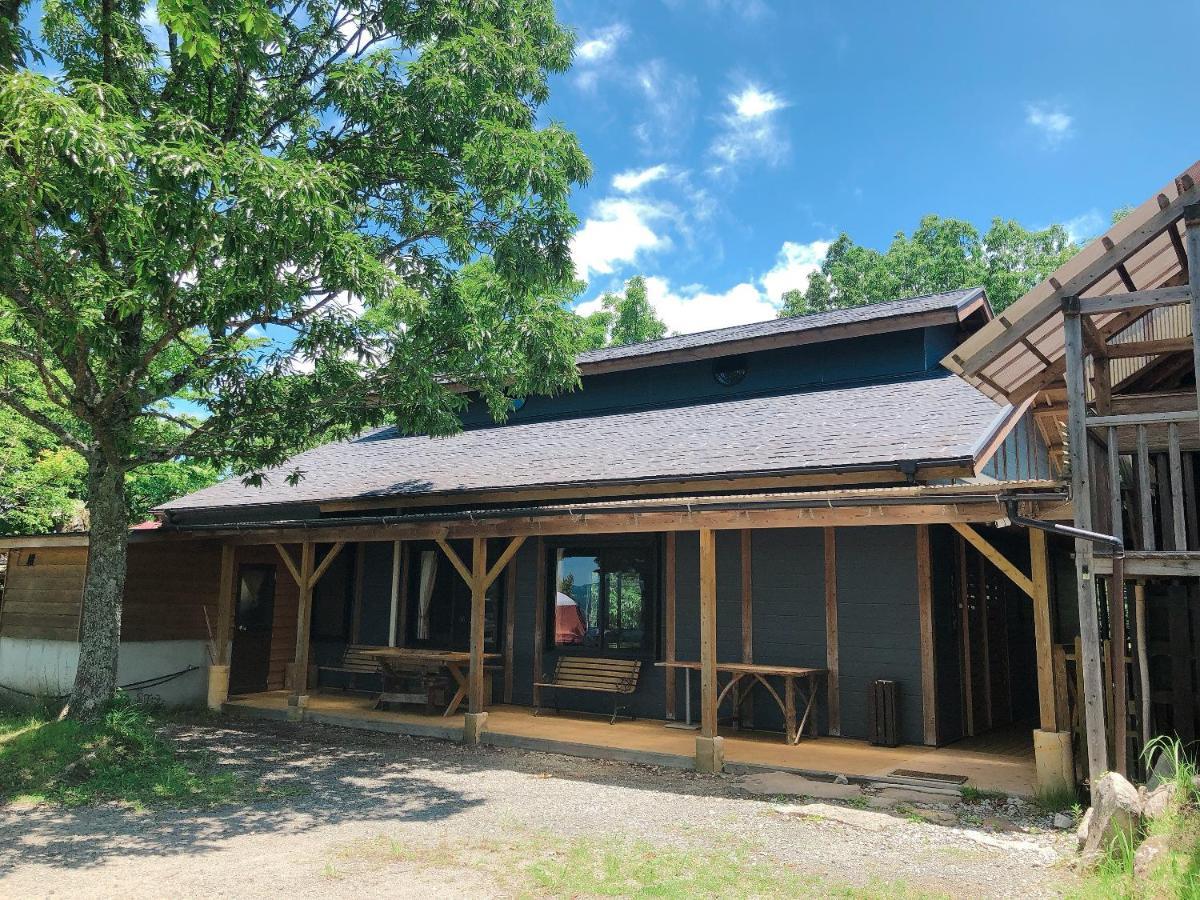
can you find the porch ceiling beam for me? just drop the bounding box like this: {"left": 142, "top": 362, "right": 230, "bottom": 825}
{"left": 1104, "top": 337, "right": 1195, "bottom": 359}
{"left": 484, "top": 536, "right": 526, "bottom": 590}
{"left": 435, "top": 537, "right": 473, "bottom": 587}
{"left": 1075, "top": 284, "right": 1191, "bottom": 316}
{"left": 950, "top": 523, "right": 1036, "bottom": 600}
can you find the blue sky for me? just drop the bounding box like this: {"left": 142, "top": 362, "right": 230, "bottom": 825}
{"left": 550, "top": 0, "right": 1199, "bottom": 333}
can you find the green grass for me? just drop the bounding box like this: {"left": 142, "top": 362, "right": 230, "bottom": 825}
{"left": 330, "top": 830, "right": 945, "bottom": 899}
{"left": 0, "top": 693, "right": 292, "bottom": 809}
{"left": 1075, "top": 737, "right": 1200, "bottom": 899}
{"left": 960, "top": 786, "right": 1008, "bottom": 805}
{"left": 1033, "top": 783, "right": 1080, "bottom": 815}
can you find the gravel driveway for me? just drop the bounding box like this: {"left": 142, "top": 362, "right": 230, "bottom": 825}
{"left": 0, "top": 718, "right": 1079, "bottom": 898}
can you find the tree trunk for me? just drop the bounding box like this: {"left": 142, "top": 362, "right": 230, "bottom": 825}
{"left": 68, "top": 455, "right": 128, "bottom": 719}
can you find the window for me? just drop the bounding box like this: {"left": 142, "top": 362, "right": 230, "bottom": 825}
{"left": 549, "top": 539, "right": 657, "bottom": 655}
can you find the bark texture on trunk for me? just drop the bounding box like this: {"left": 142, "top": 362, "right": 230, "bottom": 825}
{"left": 68, "top": 456, "right": 128, "bottom": 719}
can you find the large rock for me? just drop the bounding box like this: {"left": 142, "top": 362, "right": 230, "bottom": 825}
{"left": 1080, "top": 773, "right": 1142, "bottom": 859}
{"left": 739, "top": 772, "right": 862, "bottom": 800}
{"left": 1133, "top": 833, "right": 1173, "bottom": 880}
{"left": 1141, "top": 783, "right": 1176, "bottom": 821}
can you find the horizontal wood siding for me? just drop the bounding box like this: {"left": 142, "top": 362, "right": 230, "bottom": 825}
{"left": 122, "top": 541, "right": 223, "bottom": 641}
{"left": 0, "top": 547, "right": 87, "bottom": 641}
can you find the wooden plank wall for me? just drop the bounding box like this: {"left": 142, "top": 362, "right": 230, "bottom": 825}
{"left": 123, "top": 541, "right": 222, "bottom": 641}
{"left": 0, "top": 546, "right": 87, "bottom": 641}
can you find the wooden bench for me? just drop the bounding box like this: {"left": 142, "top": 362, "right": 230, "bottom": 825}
{"left": 318, "top": 644, "right": 384, "bottom": 690}
{"left": 534, "top": 657, "right": 642, "bottom": 724}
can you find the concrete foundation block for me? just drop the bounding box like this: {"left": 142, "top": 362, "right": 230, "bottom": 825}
{"left": 206, "top": 665, "right": 230, "bottom": 711}
{"left": 1034, "top": 728, "right": 1074, "bottom": 795}
{"left": 695, "top": 735, "right": 725, "bottom": 774}
{"left": 287, "top": 693, "right": 308, "bottom": 722}
{"left": 464, "top": 711, "right": 489, "bottom": 746}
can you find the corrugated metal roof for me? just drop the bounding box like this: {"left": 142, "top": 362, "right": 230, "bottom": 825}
{"left": 944, "top": 160, "right": 1200, "bottom": 403}
{"left": 159, "top": 373, "right": 1007, "bottom": 514}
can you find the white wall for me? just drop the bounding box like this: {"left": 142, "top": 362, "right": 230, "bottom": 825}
{"left": 0, "top": 637, "right": 211, "bottom": 707}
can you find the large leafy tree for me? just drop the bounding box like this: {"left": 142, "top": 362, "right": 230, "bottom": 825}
{"left": 580, "top": 275, "right": 668, "bottom": 349}
{"left": 0, "top": 0, "right": 589, "bottom": 716}
{"left": 779, "top": 215, "right": 1076, "bottom": 317}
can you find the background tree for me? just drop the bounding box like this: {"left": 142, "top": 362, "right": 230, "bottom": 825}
{"left": 580, "top": 275, "right": 668, "bottom": 349}
{"left": 778, "top": 215, "right": 1077, "bottom": 317}
{"left": 0, "top": 0, "right": 589, "bottom": 716}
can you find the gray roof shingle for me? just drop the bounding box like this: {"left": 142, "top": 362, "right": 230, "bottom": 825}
{"left": 159, "top": 373, "right": 1005, "bottom": 513}
{"left": 576, "top": 287, "right": 985, "bottom": 368}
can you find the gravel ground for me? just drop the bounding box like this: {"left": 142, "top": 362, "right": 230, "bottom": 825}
{"left": 0, "top": 718, "right": 1080, "bottom": 898}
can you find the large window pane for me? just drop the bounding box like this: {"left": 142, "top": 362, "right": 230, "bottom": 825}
{"left": 551, "top": 542, "right": 655, "bottom": 654}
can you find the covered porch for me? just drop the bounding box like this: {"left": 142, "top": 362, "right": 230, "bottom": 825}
{"left": 224, "top": 689, "right": 1038, "bottom": 796}
{"left": 199, "top": 481, "right": 1069, "bottom": 797}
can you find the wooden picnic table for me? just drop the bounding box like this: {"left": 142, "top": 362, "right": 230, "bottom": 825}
{"left": 364, "top": 648, "right": 501, "bottom": 717}
{"left": 656, "top": 660, "right": 826, "bottom": 744}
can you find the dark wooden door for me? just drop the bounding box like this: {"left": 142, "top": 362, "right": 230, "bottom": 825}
{"left": 230, "top": 564, "right": 276, "bottom": 695}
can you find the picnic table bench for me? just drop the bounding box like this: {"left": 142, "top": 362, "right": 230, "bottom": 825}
{"left": 318, "top": 644, "right": 386, "bottom": 690}
{"left": 534, "top": 656, "right": 642, "bottom": 724}
{"left": 365, "top": 648, "right": 501, "bottom": 716}
{"left": 656, "top": 660, "right": 826, "bottom": 744}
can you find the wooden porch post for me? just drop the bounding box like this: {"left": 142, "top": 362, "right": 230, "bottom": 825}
{"left": 207, "top": 544, "right": 236, "bottom": 710}
{"left": 695, "top": 527, "right": 723, "bottom": 773}
{"left": 1064, "top": 300, "right": 1110, "bottom": 796}
{"left": 290, "top": 541, "right": 316, "bottom": 718}
{"left": 1186, "top": 204, "right": 1200, "bottom": 439}
{"left": 1030, "top": 527, "right": 1073, "bottom": 794}
{"left": 468, "top": 536, "right": 487, "bottom": 716}
{"left": 739, "top": 530, "right": 754, "bottom": 728}
{"left": 823, "top": 528, "right": 840, "bottom": 736}
{"left": 532, "top": 538, "right": 547, "bottom": 709}
{"left": 916, "top": 525, "right": 937, "bottom": 746}
{"left": 663, "top": 533, "right": 677, "bottom": 720}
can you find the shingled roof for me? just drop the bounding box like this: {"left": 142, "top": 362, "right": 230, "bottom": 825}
{"left": 159, "top": 373, "right": 1008, "bottom": 514}
{"left": 576, "top": 287, "right": 989, "bottom": 374}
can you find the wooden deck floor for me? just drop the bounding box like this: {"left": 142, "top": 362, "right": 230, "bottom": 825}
{"left": 224, "top": 691, "right": 1036, "bottom": 796}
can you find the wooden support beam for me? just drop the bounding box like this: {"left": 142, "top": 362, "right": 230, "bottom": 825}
{"left": 275, "top": 543, "right": 302, "bottom": 586}
{"left": 1137, "top": 426, "right": 1156, "bottom": 551}
{"left": 310, "top": 541, "right": 345, "bottom": 586}
{"left": 824, "top": 528, "right": 840, "bottom": 736}
{"left": 1186, "top": 204, "right": 1200, "bottom": 442}
{"left": 951, "top": 523, "right": 1036, "bottom": 599}
{"left": 1105, "top": 337, "right": 1195, "bottom": 359}
{"left": 1108, "top": 427, "right": 1123, "bottom": 548}
{"left": 957, "top": 535, "right": 975, "bottom": 737}
{"left": 739, "top": 530, "right": 754, "bottom": 728}
{"left": 484, "top": 536, "right": 526, "bottom": 590}
{"left": 1169, "top": 423, "right": 1188, "bottom": 551}
{"left": 1087, "top": 410, "right": 1200, "bottom": 428}
{"left": 664, "top": 533, "right": 677, "bottom": 720}
{"left": 1029, "top": 529, "right": 1057, "bottom": 732}
{"left": 436, "top": 537, "right": 473, "bottom": 587}
{"left": 503, "top": 556, "right": 517, "bottom": 704}
{"left": 1110, "top": 572, "right": 1129, "bottom": 778}
{"left": 214, "top": 544, "right": 236, "bottom": 666}
{"left": 1064, "top": 302, "right": 1109, "bottom": 792}
{"left": 698, "top": 528, "right": 718, "bottom": 739}
{"left": 1075, "top": 284, "right": 1191, "bottom": 316}
{"left": 1134, "top": 582, "right": 1152, "bottom": 746}
{"left": 291, "top": 541, "right": 316, "bottom": 698}
{"left": 389, "top": 540, "right": 403, "bottom": 647}
{"left": 916, "top": 525, "right": 936, "bottom": 746}
{"left": 350, "top": 543, "right": 365, "bottom": 644}
{"left": 531, "top": 538, "right": 547, "bottom": 708}
{"left": 468, "top": 536, "right": 487, "bottom": 715}
{"left": 1081, "top": 317, "right": 1109, "bottom": 358}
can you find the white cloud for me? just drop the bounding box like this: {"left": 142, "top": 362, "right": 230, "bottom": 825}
{"left": 576, "top": 238, "right": 832, "bottom": 335}
{"left": 1063, "top": 209, "right": 1105, "bottom": 245}
{"left": 730, "top": 85, "right": 785, "bottom": 120}
{"left": 710, "top": 83, "right": 789, "bottom": 170}
{"left": 759, "top": 240, "right": 832, "bottom": 303}
{"left": 571, "top": 198, "right": 673, "bottom": 281}
{"left": 575, "top": 23, "right": 629, "bottom": 64}
{"left": 633, "top": 59, "right": 698, "bottom": 153}
{"left": 1026, "top": 103, "right": 1073, "bottom": 146}
{"left": 612, "top": 164, "right": 671, "bottom": 193}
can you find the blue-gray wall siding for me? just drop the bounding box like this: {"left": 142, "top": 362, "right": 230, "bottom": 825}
{"left": 458, "top": 325, "right": 955, "bottom": 430}
{"left": 338, "top": 524, "right": 933, "bottom": 744}
{"left": 981, "top": 410, "right": 1053, "bottom": 481}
